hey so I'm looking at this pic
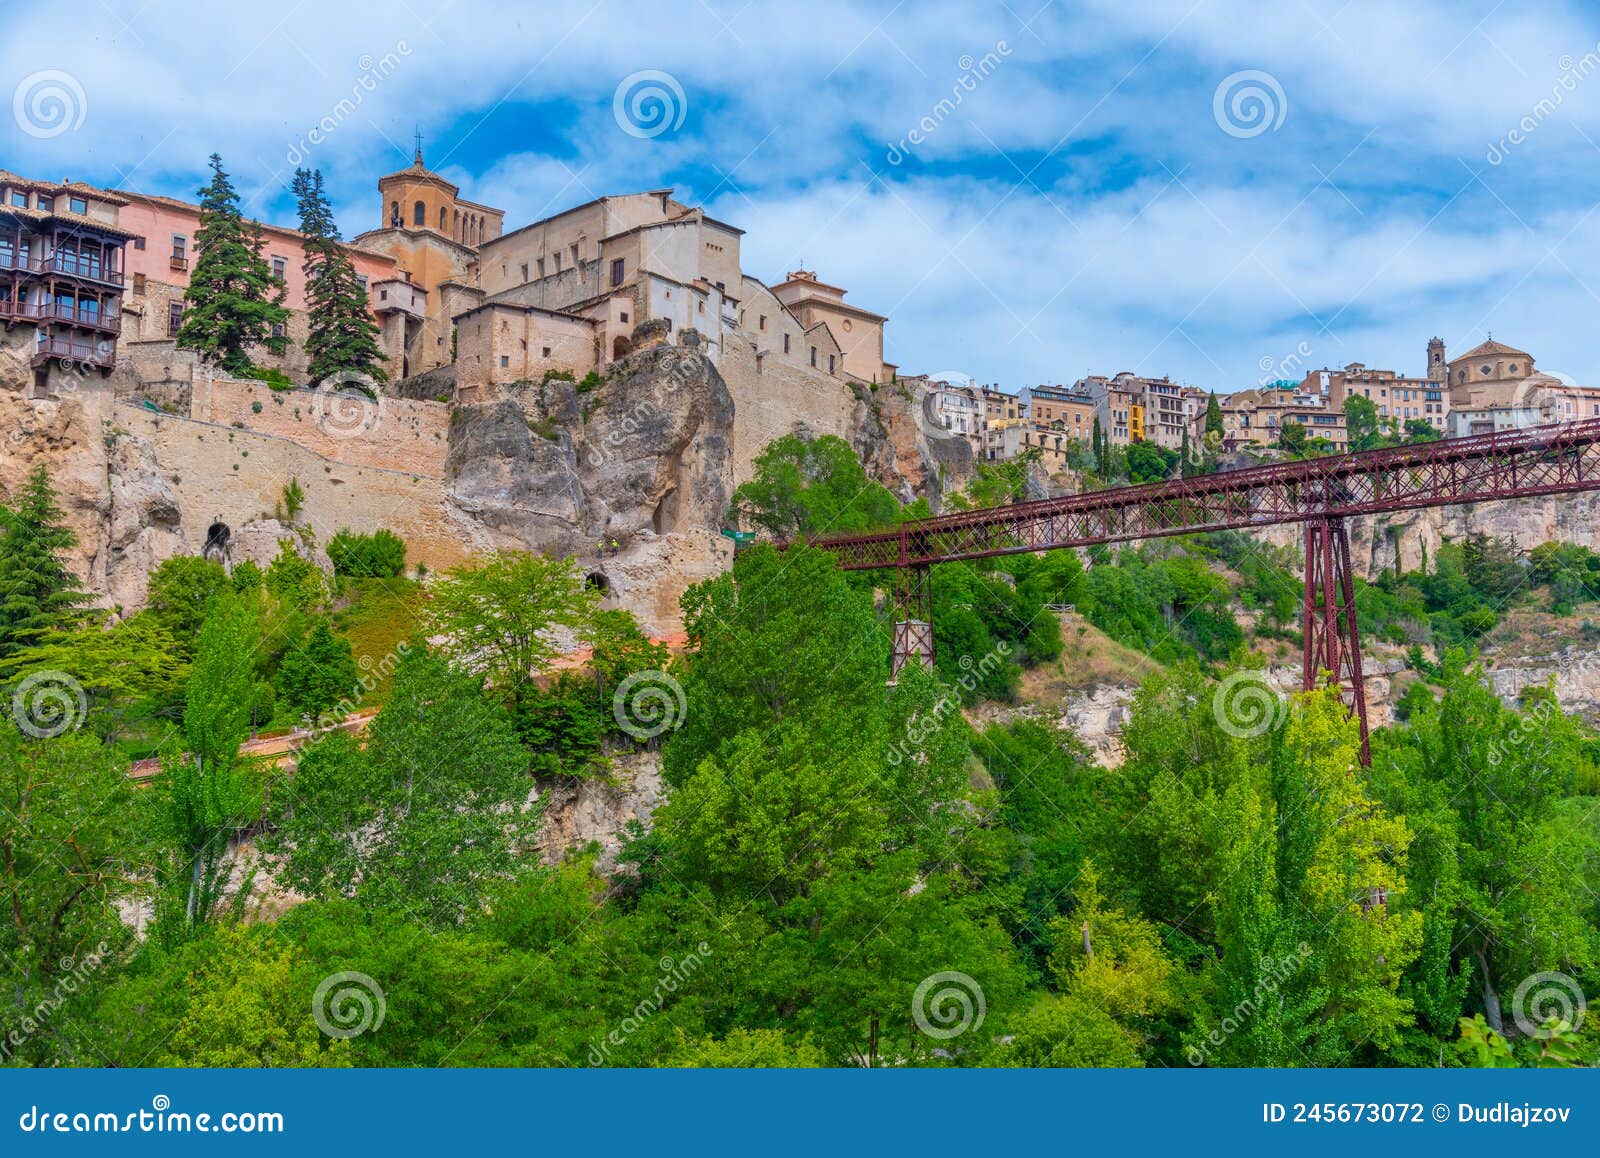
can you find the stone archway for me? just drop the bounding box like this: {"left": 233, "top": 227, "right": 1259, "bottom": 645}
{"left": 584, "top": 571, "right": 611, "bottom": 594}
{"left": 202, "top": 521, "right": 231, "bottom": 563}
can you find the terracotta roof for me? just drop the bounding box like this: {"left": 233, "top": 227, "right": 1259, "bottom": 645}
{"left": 1450, "top": 338, "right": 1532, "bottom": 362}
{"left": 0, "top": 171, "right": 129, "bottom": 206}
{"left": 118, "top": 191, "right": 396, "bottom": 263}
{"left": 0, "top": 202, "right": 143, "bottom": 240}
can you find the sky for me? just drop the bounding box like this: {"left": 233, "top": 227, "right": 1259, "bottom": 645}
{"left": 6, "top": 0, "right": 1600, "bottom": 392}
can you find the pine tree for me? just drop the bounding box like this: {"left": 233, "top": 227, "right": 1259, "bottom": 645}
{"left": 1091, "top": 416, "right": 1106, "bottom": 475}
{"left": 175, "top": 154, "right": 288, "bottom": 376}
{"left": 1205, "top": 390, "right": 1224, "bottom": 437}
{"left": 293, "top": 168, "right": 387, "bottom": 384}
{"left": 0, "top": 466, "right": 91, "bottom": 658}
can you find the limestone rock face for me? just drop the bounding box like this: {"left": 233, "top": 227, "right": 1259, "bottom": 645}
{"left": 443, "top": 343, "right": 737, "bottom": 630}
{"left": 103, "top": 431, "right": 185, "bottom": 610}
{"left": 535, "top": 752, "right": 664, "bottom": 871}
{"left": 225, "top": 518, "right": 334, "bottom": 577}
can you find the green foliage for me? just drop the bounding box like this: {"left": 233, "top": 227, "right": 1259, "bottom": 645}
{"left": 730, "top": 434, "right": 903, "bottom": 538}
{"left": 1126, "top": 440, "right": 1177, "bottom": 483}
{"left": 424, "top": 551, "right": 597, "bottom": 709}
{"left": 175, "top": 154, "right": 289, "bottom": 375}
{"left": 293, "top": 167, "right": 387, "bottom": 384}
{"left": 146, "top": 554, "right": 230, "bottom": 652}
{"left": 275, "top": 618, "right": 360, "bottom": 722}
{"left": 279, "top": 477, "right": 305, "bottom": 522}
{"left": 1078, "top": 546, "right": 1243, "bottom": 664}
{"left": 264, "top": 540, "right": 326, "bottom": 611}
{"left": 0, "top": 466, "right": 91, "bottom": 658}
{"left": 271, "top": 646, "right": 538, "bottom": 926}
{"left": 327, "top": 528, "right": 407, "bottom": 578}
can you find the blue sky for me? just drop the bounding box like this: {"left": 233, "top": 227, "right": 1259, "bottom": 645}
{"left": 7, "top": 0, "right": 1600, "bottom": 391}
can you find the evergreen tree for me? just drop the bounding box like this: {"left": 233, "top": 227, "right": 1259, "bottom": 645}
{"left": 276, "top": 619, "right": 360, "bottom": 721}
{"left": 0, "top": 466, "right": 90, "bottom": 658}
{"left": 293, "top": 167, "right": 387, "bottom": 384}
{"left": 1204, "top": 390, "right": 1224, "bottom": 437}
{"left": 1091, "top": 416, "right": 1106, "bottom": 475}
{"left": 175, "top": 154, "right": 288, "bottom": 376}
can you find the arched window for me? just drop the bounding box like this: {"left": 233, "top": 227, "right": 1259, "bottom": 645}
{"left": 440, "top": 206, "right": 449, "bottom": 230}
{"left": 389, "top": 201, "right": 400, "bottom": 226}
{"left": 413, "top": 200, "right": 426, "bottom": 227}
{"left": 453, "top": 209, "right": 460, "bottom": 240}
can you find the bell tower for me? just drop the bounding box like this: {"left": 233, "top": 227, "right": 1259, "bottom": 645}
{"left": 1427, "top": 336, "right": 1446, "bottom": 383}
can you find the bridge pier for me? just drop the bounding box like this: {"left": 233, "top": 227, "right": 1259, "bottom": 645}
{"left": 1302, "top": 516, "right": 1371, "bottom": 764}
{"left": 889, "top": 565, "right": 934, "bottom": 684}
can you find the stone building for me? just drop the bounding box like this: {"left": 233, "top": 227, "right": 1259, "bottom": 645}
{"left": 771, "top": 269, "right": 896, "bottom": 385}
{"left": 1024, "top": 383, "right": 1096, "bottom": 437}
{"left": 1217, "top": 384, "right": 1347, "bottom": 452}
{"left": 0, "top": 171, "right": 135, "bottom": 389}
{"left": 1079, "top": 374, "right": 1146, "bottom": 444}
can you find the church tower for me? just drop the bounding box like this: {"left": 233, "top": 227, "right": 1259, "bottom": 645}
{"left": 1426, "top": 336, "right": 1446, "bottom": 383}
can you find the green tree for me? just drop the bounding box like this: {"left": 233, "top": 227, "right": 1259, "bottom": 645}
{"left": 146, "top": 555, "right": 230, "bottom": 653}
{"left": 1343, "top": 395, "right": 1391, "bottom": 452}
{"left": 1205, "top": 391, "right": 1224, "bottom": 437}
{"left": 0, "top": 466, "right": 91, "bottom": 658}
{"left": 264, "top": 540, "right": 326, "bottom": 611}
{"left": 293, "top": 167, "right": 387, "bottom": 384}
{"left": 730, "top": 434, "right": 902, "bottom": 538}
{"left": 1276, "top": 421, "right": 1309, "bottom": 456}
{"left": 175, "top": 154, "right": 289, "bottom": 375}
{"left": 275, "top": 618, "right": 359, "bottom": 721}
{"left": 424, "top": 551, "right": 597, "bottom": 709}
{"left": 272, "top": 646, "right": 538, "bottom": 925}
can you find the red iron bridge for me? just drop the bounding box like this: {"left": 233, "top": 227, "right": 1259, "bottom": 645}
{"left": 794, "top": 418, "right": 1600, "bottom": 764}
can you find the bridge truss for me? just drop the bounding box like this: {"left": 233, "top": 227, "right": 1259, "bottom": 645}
{"left": 801, "top": 418, "right": 1600, "bottom": 762}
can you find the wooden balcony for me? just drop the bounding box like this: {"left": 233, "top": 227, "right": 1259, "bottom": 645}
{"left": 44, "top": 253, "right": 124, "bottom": 286}
{"left": 0, "top": 298, "right": 121, "bottom": 333}
{"left": 30, "top": 335, "right": 116, "bottom": 370}
{"left": 169, "top": 254, "right": 188, "bottom": 272}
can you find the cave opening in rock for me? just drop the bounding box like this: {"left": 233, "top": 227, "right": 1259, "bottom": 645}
{"left": 652, "top": 488, "right": 680, "bottom": 535}
{"left": 612, "top": 336, "right": 631, "bottom": 360}
{"left": 202, "top": 522, "right": 231, "bottom": 562}
{"left": 584, "top": 571, "right": 611, "bottom": 594}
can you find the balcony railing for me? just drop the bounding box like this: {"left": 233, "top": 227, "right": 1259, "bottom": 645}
{"left": 170, "top": 255, "right": 188, "bottom": 272}
{"left": 46, "top": 254, "right": 124, "bottom": 286}
{"left": 31, "top": 335, "right": 116, "bottom": 369}
{"left": 0, "top": 298, "right": 122, "bottom": 333}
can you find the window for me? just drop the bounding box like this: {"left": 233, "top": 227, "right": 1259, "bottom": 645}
{"left": 380, "top": 289, "right": 388, "bottom": 301}
{"left": 570, "top": 243, "right": 579, "bottom": 266}
{"left": 536, "top": 258, "right": 545, "bottom": 277}
{"left": 810, "top": 346, "right": 817, "bottom": 367}
{"left": 10, "top": 192, "right": 25, "bottom": 208}
{"left": 542, "top": 346, "right": 551, "bottom": 357}
{"left": 132, "top": 273, "right": 146, "bottom": 296}
{"left": 70, "top": 196, "right": 87, "bottom": 215}
{"left": 500, "top": 356, "right": 509, "bottom": 368}
{"left": 553, "top": 252, "right": 561, "bottom": 272}
{"left": 620, "top": 312, "right": 629, "bottom": 323}
{"left": 783, "top": 334, "right": 791, "bottom": 354}
{"left": 167, "top": 302, "right": 183, "bottom": 336}
{"left": 271, "top": 322, "right": 285, "bottom": 339}
{"left": 390, "top": 201, "right": 400, "bottom": 225}
{"left": 611, "top": 258, "right": 625, "bottom": 287}
{"left": 758, "top": 315, "right": 766, "bottom": 331}
{"left": 271, "top": 256, "right": 286, "bottom": 281}
{"left": 356, "top": 275, "right": 368, "bottom": 290}
{"left": 520, "top": 264, "right": 528, "bottom": 281}
{"left": 132, "top": 237, "right": 145, "bottom": 250}
{"left": 441, "top": 207, "right": 449, "bottom": 230}
{"left": 413, "top": 201, "right": 426, "bottom": 226}
{"left": 36, "top": 196, "right": 53, "bottom": 212}
{"left": 828, "top": 354, "right": 835, "bottom": 374}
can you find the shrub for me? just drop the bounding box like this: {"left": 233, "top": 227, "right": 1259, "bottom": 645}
{"left": 327, "top": 529, "right": 407, "bottom": 579}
